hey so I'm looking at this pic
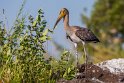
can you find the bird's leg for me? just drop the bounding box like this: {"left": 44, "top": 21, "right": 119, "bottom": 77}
{"left": 82, "top": 42, "right": 88, "bottom": 64}
{"left": 82, "top": 42, "right": 88, "bottom": 80}
{"left": 74, "top": 43, "right": 80, "bottom": 78}
{"left": 74, "top": 43, "right": 78, "bottom": 67}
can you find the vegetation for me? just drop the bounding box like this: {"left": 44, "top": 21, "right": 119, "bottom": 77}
{"left": 0, "top": 4, "right": 75, "bottom": 83}
{"left": 82, "top": 0, "right": 124, "bottom": 63}
{"left": 0, "top": 0, "right": 124, "bottom": 82}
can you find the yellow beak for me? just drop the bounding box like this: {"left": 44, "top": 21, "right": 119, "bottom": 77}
{"left": 53, "top": 13, "right": 65, "bottom": 30}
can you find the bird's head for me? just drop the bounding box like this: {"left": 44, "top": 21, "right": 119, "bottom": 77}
{"left": 53, "top": 8, "right": 69, "bottom": 30}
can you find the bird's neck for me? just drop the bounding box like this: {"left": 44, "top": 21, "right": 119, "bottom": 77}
{"left": 63, "top": 14, "right": 70, "bottom": 30}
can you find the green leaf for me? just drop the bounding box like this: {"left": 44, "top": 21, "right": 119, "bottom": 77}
{"left": 38, "top": 15, "right": 41, "bottom": 22}
{"left": 67, "top": 67, "right": 71, "bottom": 73}
{"left": 63, "top": 51, "right": 69, "bottom": 55}
{"left": 32, "top": 20, "right": 37, "bottom": 27}
{"left": 7, "top": 49, "right": 11, "bottom": 56}
{"left": 32, "top": 15, "right": 39, "bottom": 27}
{"left": 39, "top": 36, "right": 47, "bottom": 41}
{"left": 43, "top": 29, "right": 48, "bottom": 36}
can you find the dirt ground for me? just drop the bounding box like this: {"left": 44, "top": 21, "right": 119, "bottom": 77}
{"left": 57, "top": 63, "right": 124, "bottom": 83}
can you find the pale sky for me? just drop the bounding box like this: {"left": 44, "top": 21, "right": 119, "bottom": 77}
{"left": 0, "top": 0, "right": 95, "bottom": 57}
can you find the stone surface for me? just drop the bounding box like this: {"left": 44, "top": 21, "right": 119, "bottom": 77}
{"left": 57, "top": 58, "right": 124, "bottom": 83}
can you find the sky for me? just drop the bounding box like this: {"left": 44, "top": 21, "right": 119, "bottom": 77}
{"left": 0, "top": 0, "right": 95, "bottom": 57}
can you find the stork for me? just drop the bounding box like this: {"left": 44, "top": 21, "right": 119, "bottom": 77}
{"left": 53, "top": 8, "right": 100, "bottom": 66}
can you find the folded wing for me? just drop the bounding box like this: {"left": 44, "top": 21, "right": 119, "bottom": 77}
{"left": 75, "top": 28, "right": 100, "bottom": 43}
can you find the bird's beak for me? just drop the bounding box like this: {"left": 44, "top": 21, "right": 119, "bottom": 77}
{"left": 53, "top": 13, "right": 64, "bottom": 30}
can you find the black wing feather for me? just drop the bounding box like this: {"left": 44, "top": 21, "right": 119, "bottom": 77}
{"left": 66, "top": 33, "right": 73, "bottom": 42}
{"left": 75, "top": 28, "right": 100, "bottom": 43}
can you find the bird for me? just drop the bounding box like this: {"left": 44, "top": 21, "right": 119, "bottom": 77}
{"left": 53, "top": 8, "right": 100, "bottom": 66}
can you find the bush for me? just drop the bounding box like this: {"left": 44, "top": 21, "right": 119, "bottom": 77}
{"left": 0, "top": 9, "right": 75, "bottom": 83}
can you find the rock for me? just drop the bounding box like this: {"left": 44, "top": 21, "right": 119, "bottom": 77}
{"left": 57, "top": 58, "right": 124, "bottom": 83}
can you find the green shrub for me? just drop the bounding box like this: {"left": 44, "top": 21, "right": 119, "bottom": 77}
{"left": 0, "top": 9, "right": 75, "bottom": 83}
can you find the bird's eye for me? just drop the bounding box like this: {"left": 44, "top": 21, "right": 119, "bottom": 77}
{"left": 63, "top": 11, "right": 66, "bottom": 15}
